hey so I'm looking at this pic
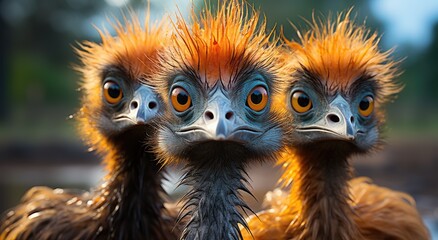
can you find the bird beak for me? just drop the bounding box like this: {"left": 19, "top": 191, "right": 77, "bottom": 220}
{"left": 178, "top": 88, "right": 258, "bottom": 142}
{"left": 121, "top": 85, "right": 160, "bottom": 124}
{"left": 297, "top": 95, "right": 356, "bottom": 141}
{"left": 194, "top": 92, "right": 241, "bottom": 139}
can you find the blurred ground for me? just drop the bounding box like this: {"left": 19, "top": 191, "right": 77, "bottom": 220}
{"left": 1, "top": 137, "right": 437, "bottom": 236}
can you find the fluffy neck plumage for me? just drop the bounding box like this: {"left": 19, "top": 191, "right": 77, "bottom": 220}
{"left": 94, "top": 127, "right": 176, "bottom": 239}
{"left": 180, "top": 150, "right": 250, "bottom": 240}
{"left": 0, "top": 126, "right": 177, "bottom": 240}
{"left": 284, "top": 144, "right": 362, "bottom": 240}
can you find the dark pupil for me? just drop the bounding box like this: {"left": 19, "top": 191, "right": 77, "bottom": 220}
{"left": 108, "top": 85, "right": 120, "bottom": 98}
{"left": 177, "top": 92, "right": 189, "bottom": 104}
{"left": 251, "top": 90, "right": 263, "bottom": 104}
{"left": 360, "top": 99, "right": 369, "bottom": 110}
{"left": 297, "top": 94, "right": 309, "bottom": 107}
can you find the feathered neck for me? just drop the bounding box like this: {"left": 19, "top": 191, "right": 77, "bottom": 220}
{"left": 92, "top": 126, "right": 176, "bottom": 239}
{"left": 179, "top": 144, "right": 252, "bottom": 240}
{"left": 280, "top": 144, "right": 363, "bottom": 240}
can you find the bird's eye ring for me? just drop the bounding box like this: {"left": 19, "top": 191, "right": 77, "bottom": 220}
{"left": 171, "top": 87, "right": 192, "bottom": 112}
{"left": 358, "top": 95, "right": 374, "bottom": 117}
{"left": 103, "top": 81, "right": 123, "bottom": 104}
{"left": 291, "top": 91, "right": 312, "bottom": 113}
{"left": 246, "top": 86, "right": 269, "bottom": 112}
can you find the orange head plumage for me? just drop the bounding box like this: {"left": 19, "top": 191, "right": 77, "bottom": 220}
{"left": 266, "top": 11, "right": 405, "bottom": 164}
{"left": 275, "top": 10, "right": 403, "bottom": 183}
{"left": 153, "top": 0, "right": 289, "bottom": 164}
{"left": 154, "top": 0, "right": 288, "bottom": 94}
{"left": 275, "top": 10, "right": 402, "bottom": 120}
{"left": 75, "top": 11, "right": 170, "bottom": 170}
{"left": 274, "top": 10, "right": 401, "bottom": 188}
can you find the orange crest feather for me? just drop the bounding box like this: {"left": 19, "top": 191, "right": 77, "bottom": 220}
{"left": 284, "top": 10, "right": 402, "bottom": 106}
{"left": 74, "top": 10, "right": 171, "bottom": 170}
{"left": 159, "top": 1, "right": 285, "bottom": 88}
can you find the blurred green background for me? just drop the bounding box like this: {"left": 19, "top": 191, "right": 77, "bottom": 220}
{"left": 0, "top": 0, "right": 437, "bottom": 237}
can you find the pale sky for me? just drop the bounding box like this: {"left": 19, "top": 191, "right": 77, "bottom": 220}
{"left": 371, "top": 0, "right": 438, "bottom": 49}
{"left": 99, "top": 0, "right": 438, "bottom": 51}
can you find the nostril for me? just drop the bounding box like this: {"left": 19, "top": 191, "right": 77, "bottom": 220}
{"left": 225, "top": 111, "right": 234, "bottom": 120}
{"left": 130, "top": 101, "right": 138, "bottom": 110}
{"left": 205, "top": 111, "right": 214, "bottom": 120}
{"left": 148, "top": 101, "right": 157, "bottom": 109}
{"left": 350, "top": 116, "right": 355, "bottom": 123}
{"left": 327, "top": 114, "right": 340, "bottom": 123}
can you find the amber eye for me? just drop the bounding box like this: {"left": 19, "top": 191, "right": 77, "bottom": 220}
{"left": 103, "top": 81, "right": 123, "bottom": 104}
{"left": 291, "top": 91, "right": 312, "bottom": 113}
{"left": 171, "top": 87, "right": 192, "bottom": 112}
{"left": 247, "top": 86, "right": 269, "bottom": 112}
{"left": 358, "top": 96, "right": 374, "bottom": 117}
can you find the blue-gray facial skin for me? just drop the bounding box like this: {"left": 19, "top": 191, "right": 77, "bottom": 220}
{"left": 158, "top": 73, "right": 283, "bottom": 240}
{"left": 287, "top": 73, "right": 379, "bottom": 152}
{"left": 160, "top": 74, "right": 283, "bottom": 160}
{"left": 98, "top": 68, "right": 162, "bottom": 137}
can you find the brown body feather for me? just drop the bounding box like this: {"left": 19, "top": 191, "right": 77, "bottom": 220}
{"left": 0, "top": 143, "right": 178, "bottom": 240}
{"left": 0, "top": 11, "right": 180, "bottom": 240}
{"left": 242, "top": 11, "right": 429, "bottom": 240}
{"left": 244, "top": 176, "right": 429, "bottom": 240}
{"left": 350, "top": 177, "right": 429, "bottom": 239}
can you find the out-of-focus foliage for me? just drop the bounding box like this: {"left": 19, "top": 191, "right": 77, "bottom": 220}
{"left": 391, "top": 23, "right": 438, "bottom": 135}
{"left": 0, "top": 0, "right": 152, "bottom": 140}
{"left": 1, "top": 0, "right": 437, "bottom": 139}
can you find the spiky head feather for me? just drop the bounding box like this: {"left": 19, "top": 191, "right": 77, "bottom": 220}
{"left": 152, "top": 1, "right": 290, "bottom": 167}
{"left": 275, "top": 10, "right": 404, "bottom": 192}
{"left": 274, "top": 9, "right": 402, "bottom": 179}
{"left": 154, "top": 0, "right": 288, "bottom": 94}
{"left": 275, "top": 10, "right": 402, "bottom": 116}
{"left": 75, "top": 11, "right": 170, "bottom": 170}
{"left": 274, "top": 10, "right": 404, "bottom": 174}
